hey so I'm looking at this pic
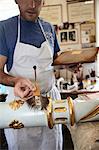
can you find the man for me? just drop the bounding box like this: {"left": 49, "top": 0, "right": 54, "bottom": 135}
{"left": 0, "top": 0, "right": 62, "bottom": 149}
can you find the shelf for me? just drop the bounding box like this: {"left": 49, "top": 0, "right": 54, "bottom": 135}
{"left": 53, "top": 48, "right": 98, "bottom": 66}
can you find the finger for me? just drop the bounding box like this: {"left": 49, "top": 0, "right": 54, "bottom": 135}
{"left": 14, "top": 88, "right": 25, "bottom": 98}
{"left": 22, "top": 88, "right": 31, "bottom": 98}
{"left": 24, "top": 79, "right": 36, "bottom": 91}
{"left": 14, "top": 86, "right": 30, "bottom": 98}
{"left": 27, "top": 91, "right": 34, "bottom": 97}
{"left": 24, "top": 90, "right": 34, "bottom": 99}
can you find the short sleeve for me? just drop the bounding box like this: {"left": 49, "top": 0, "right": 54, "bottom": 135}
{"left": 51, "top": 25, "right": 60, "bottom": 54}
{"left": 54, "top": 33, "right": 60, "bottom": 54}
{"left": 0, "top": 22, "right": 8, "bottom": 57}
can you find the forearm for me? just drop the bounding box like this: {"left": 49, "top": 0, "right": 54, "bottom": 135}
{"left": 0, "top": 70, "right": 18, "bottom": 87}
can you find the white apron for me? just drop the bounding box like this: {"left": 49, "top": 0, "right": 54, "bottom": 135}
{"left": 5, "top": 17, "right": 63, "bottom": 150}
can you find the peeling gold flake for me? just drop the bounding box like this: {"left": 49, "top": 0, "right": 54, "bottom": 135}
{"left": 9, "top": 100, "right": 24, "bottom": 110}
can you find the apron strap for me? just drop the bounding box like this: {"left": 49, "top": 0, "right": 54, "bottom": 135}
{"left": 38, "top": 18, "right": 53, "bottom": 58}
{"left": 17, "top": 16, "right": 21, "bottom": 43}
{"left": 38, "top": 19, "right": 50, "bottom": 45}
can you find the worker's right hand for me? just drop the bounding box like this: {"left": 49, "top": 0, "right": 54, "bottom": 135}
{"left": 14, "top": 78, "right": 36, "bottom": 99}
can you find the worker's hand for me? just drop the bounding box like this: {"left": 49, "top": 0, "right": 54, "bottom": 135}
{"left": 14, "top": 78, "right": 36, "bottom": 99}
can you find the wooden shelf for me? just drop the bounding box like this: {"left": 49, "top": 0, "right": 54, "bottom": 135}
{"left": 53, "top": 48, "right": 98, "bottom": 66}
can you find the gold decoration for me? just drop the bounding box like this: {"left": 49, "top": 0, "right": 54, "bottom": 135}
{"left": 9, "top": 120, "right": 24, "bottom": 129}
{"left": 80, "top": 105, "right": 99, "bottom": 121}
{"left": 53, "top": 100, "right": 67, "bottom": 125}
{"left": 54, "top": 100, "right": 65, "bottom": 103}
{"left": 55, "top": 118, "right": 67, "bottom": 124}
{"left": 54, "top": 107, "right": 67, "bottom": 113}
{"left": 67, "top": 97, "right": 75, "bottom": 126}
{"left": 46, "top": 98, "right": 54, "bottom": 129}
{"left": 9, "top": 100, "right": 24, "bottom": 110}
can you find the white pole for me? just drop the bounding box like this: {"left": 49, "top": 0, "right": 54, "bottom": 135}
{"left": 95, "top": 0, "right": 99, "bottom": 77}
{"left": 0, "top": 98, "right": 98, "bottom": 129}
{"left": 95, "top": 0, "right": 99, "bottom": 47}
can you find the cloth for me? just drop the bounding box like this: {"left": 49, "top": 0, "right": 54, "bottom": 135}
{"left": 0, "top": 16, "right": 60, "bottom": 72}
{"left": 70, "top": 122, "right": 99, "bottom": 150}
{"left": 4, "top": 17, "right": 63, "bottom": 150}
